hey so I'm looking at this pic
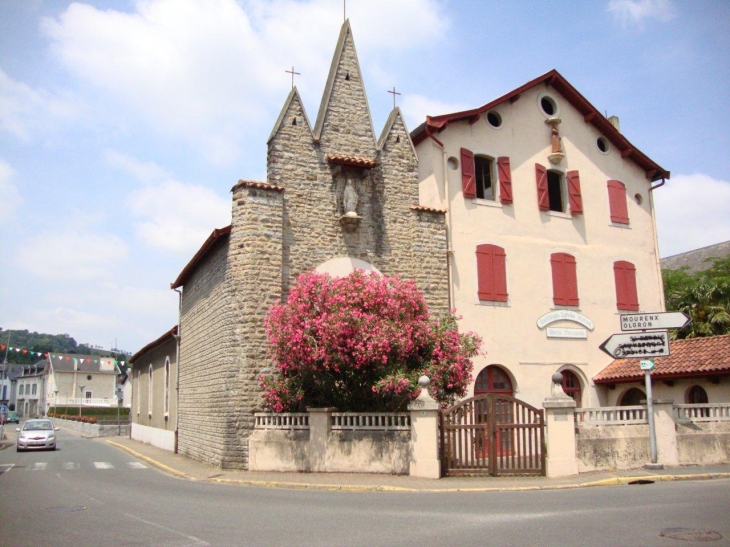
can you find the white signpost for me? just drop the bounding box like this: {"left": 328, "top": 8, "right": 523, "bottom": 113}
{"left": 620, "top": 312, "right": 691, "bottom": 332}
{"left": 599, "top": 330, "right": 670, "bottom": 359}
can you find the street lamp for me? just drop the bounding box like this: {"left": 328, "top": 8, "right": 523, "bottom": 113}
{"left": 54, "top": 390, "right": 58, "bottom": 414}
{"left": 78, "top": 384, "right": 85, "bottom": 418}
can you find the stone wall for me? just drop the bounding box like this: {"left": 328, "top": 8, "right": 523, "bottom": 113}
{"left": 677, "top": 421, "right": 730, "bottom": 465}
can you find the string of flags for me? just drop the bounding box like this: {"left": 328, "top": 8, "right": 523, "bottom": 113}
{"left": 0, "top": 345, "right": 125, "bottom": 367}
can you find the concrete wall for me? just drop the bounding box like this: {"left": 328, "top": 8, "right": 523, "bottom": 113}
{"left": 677, "top": 421, "right": 730, "bottom": 465}
{"left": 415, "top": 83, "right": 665, "bottom": 409}
{"left": 577, "top": 424, "right": 650, "bottom": 472}
{"left": 131, "top": 422, "right": 176, "bottom": 452}
{"left": 54, "top": 417, "right": 129, "bottom": 437}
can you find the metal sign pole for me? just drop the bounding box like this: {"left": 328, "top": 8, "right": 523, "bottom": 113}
{"left": 644, "top": 369, "right": 657, "bottom": 464}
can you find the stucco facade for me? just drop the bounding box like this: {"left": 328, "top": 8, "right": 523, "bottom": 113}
{"left": 413, "top": 73, "right": 669, "bottom": 409}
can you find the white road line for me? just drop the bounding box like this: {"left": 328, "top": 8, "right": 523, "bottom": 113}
{"left": 93, "top": 462, "right": 114, "bottom": 469}
{"left": 30, "top": 462, "right": 47, "bottom": 471}
{"left": 128, "top": 462, "right": 147, "bottom": 469}
{"left": 63, "top": 462, "right": 79, "bottom": 470}
{"left": 124, "top": 513, "right": 210, "bottom": 546}
{"left": 0, "top": 464, "right": 14, "bottom": 475}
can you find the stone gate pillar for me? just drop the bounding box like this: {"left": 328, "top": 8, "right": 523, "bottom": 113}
{"left": 543, "top": 372, "right": 579, "bottom": 478}
{"left": 408, "top": 376, "right": 441, "bottom": 479}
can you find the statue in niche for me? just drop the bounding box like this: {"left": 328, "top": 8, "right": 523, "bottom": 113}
{"left": 551, "top": 125, "right": 562, "bottom": 154}
{"left": 343, "top": 176, "right": 358, "bottom": 217}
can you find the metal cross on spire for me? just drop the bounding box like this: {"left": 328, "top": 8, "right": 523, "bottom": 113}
{"left": 285, "top": 66, "right": 301, "bottom": 89}
{"left": 387, "top": 87, "right": 401, "bottom": 109}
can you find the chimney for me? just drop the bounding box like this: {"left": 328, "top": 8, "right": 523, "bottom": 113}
{"left": 608, "top": 115, "right": 620, "bottom": 132}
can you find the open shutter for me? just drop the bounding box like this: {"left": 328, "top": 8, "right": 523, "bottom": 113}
{"left": 536, "top": 164, "right": 549, "bottom": 210}
{"left": 567, "top": 170, "right": 583, "bottom": 214}
{"left": 497, "top": 157, "right": 513, "bottom": 204}
{"left": 476, "top": 244, "right": 508, "bottom": 302}
{"left": 461, "top": 148, "right": 476, "bottom": 199}
{"left": 608, "top": 180, "right": 629, "bottom": 224}
{"left": 614, "top": 260, "right": 639, "bottom": 311}
{"left": 551, "top": 253, "right": 579, "bottom": 306}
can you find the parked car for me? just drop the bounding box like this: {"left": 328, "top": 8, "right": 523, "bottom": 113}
{"left": 6, "top": 411, "right": 19, "bottom": 423}
{"left": 16, "top": 419, "right": 59, "bottom": 452}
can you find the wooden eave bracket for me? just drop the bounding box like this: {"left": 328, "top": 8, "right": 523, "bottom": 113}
{"left": 621, "top": 147, "right": 633, "bottom": 158}
{"left": 509, "top": 93, "right": 521, "bottom": 104}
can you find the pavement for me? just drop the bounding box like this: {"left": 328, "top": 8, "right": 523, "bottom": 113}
{"left": 3, "top": 426, "right": 729, "bottom": 492}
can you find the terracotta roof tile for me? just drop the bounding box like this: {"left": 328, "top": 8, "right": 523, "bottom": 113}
{"left": 410, "top": 205, "right": 447, "bottom": 214}
{"left": 594, "top": 334, "right": 730, "bottom": 384}
{"left": 231, "top": 180, "right": 284, "bottom": 192}
{"left": 326, "top": 153, "right": 378, "bottom": 169}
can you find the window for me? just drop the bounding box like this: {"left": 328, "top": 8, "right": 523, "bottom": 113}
{"left": 32, "top": 384, "right": 37, "bottom": 395}
{"left": 614, "top": 260, "right": 639, "bottom": 311}
{"left": 19, "top": 385, "right": 24, "bottom": 396}
{"left": 474, "top": 365, "right": 513, "bottom": 395}
{"left": 687, "top": 385, "right": 708, "bottom": 405}
{"left": 608, "top": 179, "right": 629, "bottom": 224}
{"left": 164, "top": 358, "right": 170, "bottom": 416}
{"left": 475, "top": 156, "right": 494, "bottom": 200}
{"left": 148, "top": 365, "right": 153, "bottom": 416}
{"left": 566, "top": 170, "right": 583, "bottom": 214}
{"left": 476, "top": 244, "right": 508, "bottom": 302}
{"left": 551, "top": 253, "right": 579, "bottom": 306}
{"left": 462, "top": 148, "right": 512, "bottom": 204}
{"left": 136, "top": 368, "right": 141, "bottom": 414}
{"left": 547, "top": 170, "right": 564, "bottom": 212}
{"left": 561, "top": 370, "right": 582, "bottom": 407}
{"left": 85, "top": 391, "right": 92, "bottom": 400}
{"left": 619, "top": 387, "right": 645, "bottom": 406}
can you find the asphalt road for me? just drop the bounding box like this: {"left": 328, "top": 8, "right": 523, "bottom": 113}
{"left": 1, "top": 427, "right": 729, "bottom": 547}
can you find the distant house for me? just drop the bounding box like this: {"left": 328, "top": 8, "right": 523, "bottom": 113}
{"left": 129, "top": 326, "right": 178, "bottom": 452}
{"left": 44, "top": 353, "right": 120, "bottom": 411}
{"left": 594, "top": 334, "right": 730, "bottom": 405}
{"left": 661, "top": 240, "right": 730, "bottom": 273}
{"left": 15, "top": 361, "right": 46, "bottom": 418}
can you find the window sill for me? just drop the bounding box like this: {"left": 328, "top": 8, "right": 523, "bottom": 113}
{"left": 551, "top": 305, "right": 582, "bottom": 312}
{"left": 476, "top": 299, "right": 510, "bottom": 308}
{"left": 471, "top": 198, "right": 502, "bottom": 209}
{"left": 609, "top": 222, "right": 631, "bottom": 229}
{"left": 543, "top": 210, "right": 572, "bottom": 220}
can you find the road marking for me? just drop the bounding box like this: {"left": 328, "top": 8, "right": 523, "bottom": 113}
{"left": 124, "top": 513, "right": 210, "bottom": 546}
{"left": 0, "top": 464, "right": 14, "bottom": 475}
{"left": 93, "top": 462, "right": 114, "bottom": 469}
{"left": 63, "top": 462, "right": 80, "bottom": 470}
{"left": 30, "top": 462, "right": 47, "bottom": 471}
{"left": 128, "top": 462, "right": 147, "bottom": 469}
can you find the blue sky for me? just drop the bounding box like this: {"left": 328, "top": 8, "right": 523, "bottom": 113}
{"left": 1, "top": 0, "right": 729, "bottom": 353}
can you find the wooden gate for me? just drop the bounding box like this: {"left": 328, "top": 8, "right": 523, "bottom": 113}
{"left": 440, "top": 394, "right": 545, "bottom": 476}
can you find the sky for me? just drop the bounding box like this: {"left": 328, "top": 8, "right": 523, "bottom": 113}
{"left": 1, "top": 0, "right": 729, "bottom": 353}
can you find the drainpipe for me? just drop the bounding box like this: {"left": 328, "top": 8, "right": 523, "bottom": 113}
{"left": 426, "top": 126, "right": 453, "bottom": 312}
{"left": 648, "top": 178, "right": 666, "bottom": 311}
{"left": 172, "top": 287, "right": 183, "bottom": 454}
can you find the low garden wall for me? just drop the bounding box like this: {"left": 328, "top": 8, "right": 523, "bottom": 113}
{"left": 53, "top": 417, "right": 129, "bottom": 437}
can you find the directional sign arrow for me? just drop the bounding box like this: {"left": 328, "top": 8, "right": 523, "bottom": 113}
{"left": 620, "top": 312, "right": 691, "bottom": 332}
{"left": 599, "top": 330, "right": 670, "bottom": 359}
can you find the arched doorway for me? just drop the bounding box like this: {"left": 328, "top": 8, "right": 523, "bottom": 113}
{"left": 619, "top": 387, "right": 645, "bottom": 406}
{"left": 474, "top": 365, "right": 513, "bottom": 396}
{"left": 560, "top": 370, "right": 582, "bottom": 407}
{"left": 687, "top": 385, "right": 708, "bottom": 404}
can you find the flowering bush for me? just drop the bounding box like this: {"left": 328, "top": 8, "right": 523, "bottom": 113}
{"left": 262, "top": 270, "right": 481, "bottom": 412}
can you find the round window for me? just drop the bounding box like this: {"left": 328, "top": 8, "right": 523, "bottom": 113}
{"left": 540, "top": 96, "right": 557, "bottom": 116}
{"left": 447, "top": 157, "right": 459, "bottom": 170}
{"left": 486, "top": 111, "right": 502, "bottom": 128}
{"left": 635, "top": 193, "right": 643, "bottom": 205}
{"left": 596, "top": 136, "right": 609, "bottom": 154}
{"left": 87, "top": 375, "right": 92, "bottom": 381}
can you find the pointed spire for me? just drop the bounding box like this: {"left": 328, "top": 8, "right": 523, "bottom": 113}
{"left": 312, "top": 20, "right": 375, "bottom": 154}
{"left": 267, "top": 87, "right": 313, "bottom": 144}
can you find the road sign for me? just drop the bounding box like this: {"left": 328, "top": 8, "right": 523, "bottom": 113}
{"left": 640, "top": 359, "right": 655, "bottom": 371}
{"left": 620, "top": 312, "right": 691, "bottom": 332}
{"left": 599, "top": 330, "right": 670, "bottom": 359}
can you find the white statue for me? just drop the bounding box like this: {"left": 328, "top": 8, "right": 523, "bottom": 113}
{"left": 343, "top": 177, "right": 358, "bottom": 216}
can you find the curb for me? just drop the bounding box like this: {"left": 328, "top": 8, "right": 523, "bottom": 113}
{"left": 104, "top": 440, "right": 730, "bottom": 492}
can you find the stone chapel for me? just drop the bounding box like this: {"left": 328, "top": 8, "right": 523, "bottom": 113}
{"left": 169, "top": 20, "right": 449, "bottom": 469}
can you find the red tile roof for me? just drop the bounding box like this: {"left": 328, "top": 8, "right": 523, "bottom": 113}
{"left": 326, "top": 153, "right": 378, "bottom": 169}
{"left": 594, "top": 334, "right": 730, "bottom": 384}
{"left": 129, "top": 326, "right": 178, "bottom": 364}
{"left": 410, "top": 69, "right": 669, "bottom": 182}
{"left": 171, "top": 226, "right": 231, "bottom": 289}
{"left": 231, "top": 180, "right": 284, "bottom": 192}
{"left": 410, "top": 205, "right": 447, "bottom": 214}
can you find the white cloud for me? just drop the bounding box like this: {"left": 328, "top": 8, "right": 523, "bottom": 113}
{"left": 104, "top": 150, "right": 172, "bottom": 185}
{"left": 0, "top": 159, "right": 22, "bottom": 223}
{"left": 607, "top": 0, "right": 676, "bottom": 27}
{"left": 41, "top": 0, "right": 448, "bottom": 164}
{"left": 401, "top": 94, "right": 471, "bottom": 130}
{"left": 653, "top": 173, "right": 730, "bottom": 258}
{"left": 127, "top": 179, "right": 230, "bottom": 253}
{"left": 18, "top": 229, "right": 129, "bottom": 281}
{"left": 0, "top": 67, "right": 81, "bottom": 141}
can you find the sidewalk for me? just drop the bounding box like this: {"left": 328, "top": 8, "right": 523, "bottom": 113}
{"left": 102, "top": 435, "right": 730, "bottom": 492}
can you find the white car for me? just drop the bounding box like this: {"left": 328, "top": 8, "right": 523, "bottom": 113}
{"left": 16, "top": 419, "right": 59, "bottom": 452}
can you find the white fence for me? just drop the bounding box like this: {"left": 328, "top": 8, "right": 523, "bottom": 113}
{"left": 53, "top": 397, "right": 119, "bottom": 407}
{"left": 331, "top": 412, "right": 410, "bottom": 431}
{"left": 575, "top": 405, "right": 647, "bottom": 425}
{"left": 254, "top": 413, "right": 310, "bottom": 430}
{"left": 675, "top": 403, "right": 730, "bottom": 422}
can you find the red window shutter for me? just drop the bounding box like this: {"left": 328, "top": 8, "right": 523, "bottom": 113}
{"left": 476, "top": 244, "right": 508, "bottom": 302}
{"left": 536, "top": 164, "right": 549, "bottom": 210}
{"left": 497, "top": 157, "right": 513, "bottom": 204}
{"left": 461, "top": 148, "right": 476, "bottom": 199}
{"left": 567, "top": 170, "right": 583, "bottom": 214}
{"left": 607, "top": 180, "right": 629, "bottom": 224}
{"left": 614, "top": 260, "right": 639, "bottom": 311}
{"left": 551, "top": 253, "right": 579, "bottom": 306}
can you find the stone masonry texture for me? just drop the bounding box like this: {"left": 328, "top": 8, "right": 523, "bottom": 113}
{"left": 177, "top": 21, "right": 448, "bottom": 469}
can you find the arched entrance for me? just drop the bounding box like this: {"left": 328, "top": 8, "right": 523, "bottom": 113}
{"left": 619, "top": 387, "right": 645, "bottom": 406}
{"left": 560, "top": 370, "right": 582, "bottom": 407}
{"left": 474, "top": 365, "right": 513, "bottom": 396}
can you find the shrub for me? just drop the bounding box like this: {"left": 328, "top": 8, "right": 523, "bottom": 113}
{"left": 262, "top": 270, "right": 481, "bottom": 412}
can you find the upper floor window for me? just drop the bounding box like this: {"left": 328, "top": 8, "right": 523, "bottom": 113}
{"left": 461, "top": 148, "right": 512, "bottom": 204}
{"left": 476, "top": 244, "right": 508, "bottom": 302}
{"left": 608, "top": 180, "right": 630, "bottom": 224}
{"left": 148, "top": 365, "right": 153, "bottom": 416}
{"left": 32, "top": 384, "right": 37, "bottom": 395}
{"left": 614, "top": 260, "right": 639, "bottom": 311}
{"left": 551, "top": 253, "right": 579, "bottom": 306}
{"left": 19, "top": 385, "right": 24, "bottom": 396}
{"left": 536, "top": 165, "right": 583, "bottom": 215}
